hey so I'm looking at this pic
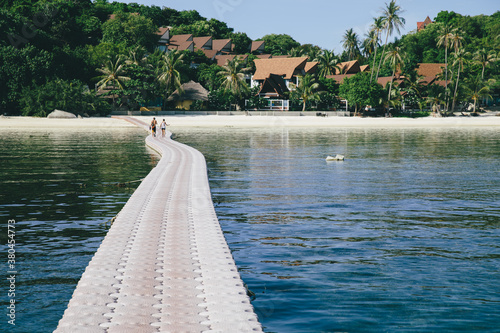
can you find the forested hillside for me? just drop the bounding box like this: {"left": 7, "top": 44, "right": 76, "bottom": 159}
{"left": 0, "top": 0, "right": 498, "bottom": 115}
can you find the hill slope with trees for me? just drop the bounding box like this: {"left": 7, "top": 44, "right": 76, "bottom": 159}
{"left": 0, "top": 0, "right": 498, "bottom": 115}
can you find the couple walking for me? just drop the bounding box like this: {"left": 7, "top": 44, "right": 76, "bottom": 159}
{"left": 150, "top": 117, "right": 169, "bottom": 137}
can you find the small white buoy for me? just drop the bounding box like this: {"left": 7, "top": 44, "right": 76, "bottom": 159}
{"left": 326, "top": 154, "right": 344, "bottom": 161}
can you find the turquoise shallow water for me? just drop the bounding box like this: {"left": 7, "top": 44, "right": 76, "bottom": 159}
{"left": 1, "top": 125, "right": 500, "bottom": 332}
{"left": 174, "top": 127, "right": 500, "bottom": 333}
{"left": 0, "top": 126, "right": 158, "bottom": 333}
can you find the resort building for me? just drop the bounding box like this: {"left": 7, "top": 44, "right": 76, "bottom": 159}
{"left": 249, "top": 57, "right": 319, "bottom": 111}
{"left": 416, "top": 63, "right": 446, "bottom": 86}
{"left": 249, "top": 41, "right": 265, "bottom": 53}
{"left": 417, "top": 16, "right": 433, "bottom": 31}
{"left": 167, "top": 81, "right": 209, "bottom": 110}
{"left": 155, "top": 29, "right": 269, "bottom": 64}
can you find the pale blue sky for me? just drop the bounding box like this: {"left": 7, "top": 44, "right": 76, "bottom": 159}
{"left": 120, "top": 0, "right": 498, "bottom": 52}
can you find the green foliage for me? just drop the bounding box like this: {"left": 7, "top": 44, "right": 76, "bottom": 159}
{"left": 120, "top": 63, "right": 159, "bottom": 110}
{"left": 102, "top": 12, "right": 158, "bottom": 50}
{"left": 289, "top": 74, "right": 321, "bottom": 111}
{"left": 170, "top": 18, "right": 233, "bottom": 39}
{"left": 197, "top": 63, "right": 224, "bottom": 91}
{"left": 230, "top": 32, "right": 252, "bottom": 54}
{"left": 339, "top": 72, "right": 384, "bottom": 111}
{"left": 260, "top": 34, "right": 300, "bottom": 55}
{"left": 19, "top": 79, "right": 110, "bottom": 117}
{"left": 246, "top": 86, "right": 267, "bottom": 110}
{"left": 207, "top": 88, "right": 231, "bottom": 111}
{"left": 0, "top": 44, "right": 55, "bottom": 115}
{"left": 318, "top": 77, "right": 339, "bottom": 95}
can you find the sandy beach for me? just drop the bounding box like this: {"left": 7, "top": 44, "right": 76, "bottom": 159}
{"left": 1, "top": 113, "right": 500, "bottom": 129}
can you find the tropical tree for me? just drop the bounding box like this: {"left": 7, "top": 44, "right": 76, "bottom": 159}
{"left": 339, "top": 72, "right": 384, "bottom": 114}
{"left": 126, "top": 46, "right": 148, "bottom": 67}
{"left": 380, "top": 82, "right": 402, "bottom": 112}
{"left": 94, "top": 55, "right": 130, "bottom": 108}
{"left": 363, "top": 30, "right": 378, "bottom": 58}
{"left": 342, "top": 28, "right": 360, "bottom": 61}
{"left": 375, "top": 0, "right": 405, "bottom": 81}
{"left": 451, "top": 47, "right": 468, "bottom": 112}
{"left": 384, "top": 46, "right": 404, "bottom": 103}
{"left": 288, "top": 47, "right": 304, "bottom": 58}
{"left": 474, "top": 48, "right": 497, "bottom": 80}
{"left": 316, "top": 49, "right": 341, "bottom": 77}
{"left": 464, "top": 76, "right": 493, "bottom": 114}
{"left": 401, "top": 74, "right": 425, "bottom": 109}
{"left": 218, "top": 56, "right": 251, "bottom": 109}
{"left": 289, "top": 74, "right": 320, "bottom": 111}
{"left": 370, "top": 17, "right": 385, "bottom": 82}
{"left": 436, "top": 23, "right": 454, "bottom": 96}
{"left": 157, "top": 50, "right": 185, "bottom": 105}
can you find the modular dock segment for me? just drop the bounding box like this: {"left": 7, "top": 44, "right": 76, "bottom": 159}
{"left": 55, "top": 117, "right": 262, "bottom": 332}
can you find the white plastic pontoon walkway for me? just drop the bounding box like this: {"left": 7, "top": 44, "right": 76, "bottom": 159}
{"left": 55, "top": 117, "right": 262, "bottom": 333}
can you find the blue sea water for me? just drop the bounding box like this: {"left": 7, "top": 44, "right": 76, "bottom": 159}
{"left": 174, "top": 127, "right": 500, "bottom": 333}
{"left": 0, "top": 126, "right": 158, "bottom": 333}
{"left": 1, "top": 125, "right": 499, "bottom": 332}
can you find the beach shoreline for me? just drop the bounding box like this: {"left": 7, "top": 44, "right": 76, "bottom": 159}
{"left": 1, "top": 113, "right": 500, "bottom": 129}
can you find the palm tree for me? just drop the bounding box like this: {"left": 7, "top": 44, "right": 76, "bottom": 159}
{"left": 218, "top": 56, "right": 251, "bottom": 109}
{"left": 288, "top": 47, "right": 304, "bottom": 58}
{"left": 342, "top": 28, "right": 360, "bottom": 61}
{"left": 465, "top": 76, "right": 493, "bottom": 114}
{"left": 369, "top": 16, "right": 384, "bottom": 82}
{"left": 157, "top": 50, "right": 185, "bottom": 102}
{"left": 94, "top": 55, "right": 130, "bottom": 108}
{"left": 436, "top": 24, "right": 453, "bottom": 97}
{"left": 384, "top": 46, "right": 403, "bottom": 104}
{"left": 451, "top": 48, "right": 467, "bottom": 113}
{"left": 375, "top": 0, "right": 405, "bottom": 81}
{"left": 290, "top": 74, "right": 320, "bottom": 111}
{"left": 363, "top": 30, "right": 377, "bottom": 58}
{"left": 402, "top": 74, "right": 425, "bottom": 109}
{"left": 474, "top": 48, "right": 497, "bottom": 80}
{"left": 126, "top": 46, "right": 148, "bottom": 67}
{"left": 380, "top": 82, "right": 401, "bottom": 113}
{"left": 426, "top": 92, "right": 446, "bottom": 116}
{"left": 316, "top": 49, "right": 341, "bottom": 77}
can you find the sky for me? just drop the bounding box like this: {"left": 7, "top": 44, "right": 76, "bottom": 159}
{"left": 120, "top": 0, "right": 499, "bottom": 52}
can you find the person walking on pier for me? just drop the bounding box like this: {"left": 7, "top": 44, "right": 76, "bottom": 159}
{"left": 150, "top": 117, "right": 158, "bottom": 137}
{"left": 160, "top": 119, "right": 168, "bottom": 137}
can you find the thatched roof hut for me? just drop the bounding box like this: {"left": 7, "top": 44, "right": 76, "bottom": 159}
{"left": 167, "top": 81, "right": 209, "bottom": 102}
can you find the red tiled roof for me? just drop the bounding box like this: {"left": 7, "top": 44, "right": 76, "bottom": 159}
{"left": 416, "top": 63, "right": 445, "bottom": 78}
{"left": 258, "top": 74, "right": 289, "bottom": 99}
{"left": 168, "top": 41, "right": 194, "bottom": 51}
{"left": 417, "top": 16, "right": 433, "bottom": 31}
{"left": 305, "top": 61, "right": 319, "bottom": 74}
{"left": 253, "top": 57, "right": 308, "bottom": 81}
{"left": 212, "top": 39, "right": 232, "bottom": 52}
{"left": 200, "top": 49, "right": 217, "bottom": 60}
{"left": 256, "top": 54, "right": 272, "bottom": 59}
{"left": 215, "top": 54, "right": 248, "bottom": 67}
{"left": 193, "top": 36, "right": 212, "bottom": 50}
{"left": 360, "top": 64, "right": 370, "bottom": 72}
{"left": 250, "top": 41, "right": 265, "bottom": 52}
{"left": 170, "top": 34, "right": 193, "bottom": 44}
{"left": 325, "top": 74, "right": 356, "bottom": 84}
{"left": 335, "top": 60, "right": 361, "bottom": 74}
{"left": 156, "top": 27, "right": 170, "bottom": 36}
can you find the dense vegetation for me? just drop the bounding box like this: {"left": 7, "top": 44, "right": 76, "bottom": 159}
{"left": 0, "top": 0, "right": 498, "bottom": 116}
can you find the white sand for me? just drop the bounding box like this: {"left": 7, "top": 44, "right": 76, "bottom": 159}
{"left": 1, "top": 113, "right": 500, "bottom": 130}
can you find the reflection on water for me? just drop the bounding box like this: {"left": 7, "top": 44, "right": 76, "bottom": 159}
{"left": 175, "top": 127, "right": 500, "bottom": 333}
{"left": 0, "top": 127, "right": 157, "bottom": 333}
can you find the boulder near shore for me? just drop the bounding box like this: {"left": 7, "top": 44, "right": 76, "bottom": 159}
{"left": 47, "top": 110, "right": 76, "bottom": 119}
